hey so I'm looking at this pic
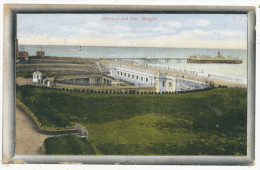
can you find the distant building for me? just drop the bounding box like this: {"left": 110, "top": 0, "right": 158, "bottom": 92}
{"left": 32, "top": 71, "right": 42, "bottom": 83}
{"left": 36, "top": 51, "right": 45, "bottom": 57}
{"left": 43, "top": 77, "right": 55, "bottom": 88}
{"left": 216, "top": 51, "right": 221, "bottom": 58}
{"left": 18, "top": 51, "right": 29, "bottom": 57}
{"left": 46, "top": 81, "right": 51, "bottom": 87}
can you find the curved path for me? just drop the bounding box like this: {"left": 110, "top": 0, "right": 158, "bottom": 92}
{"left": 15, "top": 106, "right": 50, "bottom": 155}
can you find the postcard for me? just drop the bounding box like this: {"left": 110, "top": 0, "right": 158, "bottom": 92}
{"left": 2, "top": 5, "right": 256, "bottom": 165}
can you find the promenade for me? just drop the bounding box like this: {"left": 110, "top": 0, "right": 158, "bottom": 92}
{"left": 101, "top": 59, "right": 247, "bottom": 88}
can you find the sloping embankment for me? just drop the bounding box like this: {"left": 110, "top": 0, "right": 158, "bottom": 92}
{"left": 16, "top": 99, "right": 77, "bottom": 135}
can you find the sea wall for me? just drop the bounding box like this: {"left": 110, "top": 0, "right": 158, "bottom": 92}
{"left": 200, "top": 73, "right": 246, "bottom": 84}
{"left": 175, "top": 78, "right": 211, "bottom": 92}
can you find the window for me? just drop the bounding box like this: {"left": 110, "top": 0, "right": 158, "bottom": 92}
{"left": 117, "top": 71, "right": 119, "bottom": 75}
{"left": 169, "top": 82, "right": 172, "bottom": 87}
{"left": 136, "top": 76, "right": 138, "bottom": 80}
{"left": 146, "top": 78, "right": 148, "bottom": 82}
{"left": 128, "top": 74, "right": 130, "bottom": 78}
{"left": 124, "top": 73, "right": 126, "bottom": 77}
{"left": 141, "top": 77, "right": 143, "bottom": 81}
{"left": 121, "top": 72, "right": 122, "bottom": 76}
{"left": 162, "top": 81, "right": 165, "bottom": 87}
{"left": 132, "top": 75, "right": 134, "bottom": 79}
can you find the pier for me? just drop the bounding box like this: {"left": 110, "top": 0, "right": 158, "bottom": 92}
{"left": 98, "top": 57, "right": 188, "bottom": 63}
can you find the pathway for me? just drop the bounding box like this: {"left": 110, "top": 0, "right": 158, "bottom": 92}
{"left": 15, "top": 106, "right": 50, "bottom": 155}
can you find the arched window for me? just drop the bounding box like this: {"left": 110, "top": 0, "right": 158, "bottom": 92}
{"left": 162, "top": 81, "right": 165, "bottom": 87}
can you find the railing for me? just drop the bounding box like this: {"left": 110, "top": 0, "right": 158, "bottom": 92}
{"left": 56, "top": 81, "right": 109, "bottom": 86}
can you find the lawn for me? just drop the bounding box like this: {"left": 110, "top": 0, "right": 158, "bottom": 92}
{"left": 16, "top": 86, "right": 247, "bottom": 155}
{"left": 44, "top": 135, "right": 96, "bottom": 155}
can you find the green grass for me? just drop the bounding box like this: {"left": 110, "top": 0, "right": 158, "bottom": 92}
{"left": 16, "top": 72, "right": 33, "bottom": 78}
{"left": 16, "top": 86, "right": 247, "bottom": 155}
{"left": 44, "top": 135, "right": 96, "bottom": 155}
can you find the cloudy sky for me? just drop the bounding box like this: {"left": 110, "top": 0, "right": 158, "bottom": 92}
{"left": 17, "top": 14, "right": 247, "bottom": 49}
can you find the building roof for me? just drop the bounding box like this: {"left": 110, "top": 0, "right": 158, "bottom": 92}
{"left": 33, "top": 71, "right": 42, "bottom": 75}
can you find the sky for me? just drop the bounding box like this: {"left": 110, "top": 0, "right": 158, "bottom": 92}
{"left": 17, "top": 14, "right": 247, "bottom": 49}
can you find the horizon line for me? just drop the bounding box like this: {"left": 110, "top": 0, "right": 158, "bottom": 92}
{"left": 18, "top": 44, "right": 247, "bottom": 50}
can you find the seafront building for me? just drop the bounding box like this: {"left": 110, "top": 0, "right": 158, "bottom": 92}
{"left": 36, "top": 51, "right": 45, "bottom": 57}
{"left": 110, "top": 64, "right": 157, "bottom": 87}
{"left": 110, "top": 64, "right": 210, "bottom": 93}
{"left": 32, "top": 71, "right": 42, "bottom": 83}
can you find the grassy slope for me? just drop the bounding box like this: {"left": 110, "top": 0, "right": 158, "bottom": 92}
{"left": 44, "top": 135, "right": 96, "bottom": 155}
{"left": 16, "top": 87, "right": 247, "bottom": 155}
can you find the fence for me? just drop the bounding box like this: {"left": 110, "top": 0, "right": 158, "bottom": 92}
{"left": 19, "top": 84, "right": 213, "bottom": 95}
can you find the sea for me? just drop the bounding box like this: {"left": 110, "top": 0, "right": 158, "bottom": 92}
{"left": 18, "top": 45, "right": 247, "bottom": 79}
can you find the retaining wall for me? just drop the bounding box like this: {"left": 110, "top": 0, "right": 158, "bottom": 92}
{"left": 16, "top": 100, "right": 77, "bottom": 135}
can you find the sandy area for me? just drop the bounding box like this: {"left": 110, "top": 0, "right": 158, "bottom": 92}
{"left": 15, "top": 106, "right": 50, "bottom": 155}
